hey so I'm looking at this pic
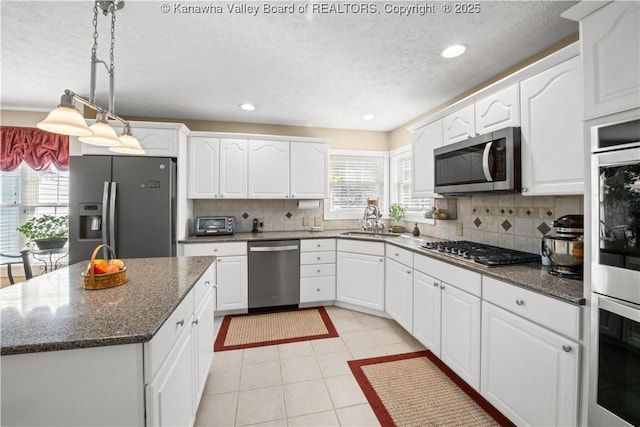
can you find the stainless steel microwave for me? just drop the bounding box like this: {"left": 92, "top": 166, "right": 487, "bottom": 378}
{"left": 195, "top": 216, "right": 235, "bottom": 236}
{"left": 434, "top": 127, "right": 521, "bottom": 195}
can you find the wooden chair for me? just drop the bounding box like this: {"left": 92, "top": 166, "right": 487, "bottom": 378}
{"left": 1, "top": 250, "right": 33, "bottom": 285}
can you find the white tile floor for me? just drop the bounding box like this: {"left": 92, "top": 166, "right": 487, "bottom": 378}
{"left": 194, "top": 306, "right": 426, "bottom": 427}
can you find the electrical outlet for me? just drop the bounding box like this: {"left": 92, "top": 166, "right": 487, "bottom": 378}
{"left": 303, "top": 216, "right": 309, "bottom": 226}
{"left": 455, "top": 222, "right": 463, "bottom": 236}
{"left": 314, "top": 216, "right": 321, "bottom": 226}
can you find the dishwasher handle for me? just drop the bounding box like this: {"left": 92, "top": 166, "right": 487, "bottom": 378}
{"left": 249, "top": 245, "right": 299, "bottom": 252}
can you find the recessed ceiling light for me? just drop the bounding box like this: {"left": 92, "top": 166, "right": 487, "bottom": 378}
{"left": 362, "top": 114, "right": 376, "bottom": 121}
{"left": 239, "top": 103, "right": 255, "bottom": 111}
{"left": 441, "top": 44, "right": 467, "bottom": 58}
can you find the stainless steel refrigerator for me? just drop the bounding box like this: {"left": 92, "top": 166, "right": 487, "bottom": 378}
{"left": 69, "top": 155, "right": 176, "bottom": 264}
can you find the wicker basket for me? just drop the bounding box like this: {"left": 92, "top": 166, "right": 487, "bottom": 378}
{"left": 82, "top": 244, "right": 127, "bottom": 290}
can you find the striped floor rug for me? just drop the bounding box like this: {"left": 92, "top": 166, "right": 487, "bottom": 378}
{"left": 214, "top": 306, "right": 338, "bottom": 351}
{"left": 349, "top": 350, "right": 515, "bottom": 427}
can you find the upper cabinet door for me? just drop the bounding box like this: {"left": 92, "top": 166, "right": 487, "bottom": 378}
{"left": 475, "top": 84, "right": 521, "bottom": 134}
{"left": 520, "top": 56, "right": 584, "bottom": 196}
{"left": 248, "top": 140, "right": 290, "bottom": 198}
{"left": 188, "top": 136, "right": 219, "bottom": 199}
{"left": 443, "top": 104, "right": 476, "bottom": 144}
{"left": 411, "top": 120, "right": 443, "bottom": 198}
{"left": 219, "top": 139, "right": 248, "bottom": 199}
{"left": 582, "top": 1, "right": 640, "bottom": 119}
{"left": 290, "top": 142, "right": 329, "bottom": 199}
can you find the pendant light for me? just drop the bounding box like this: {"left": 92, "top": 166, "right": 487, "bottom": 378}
{"left": 37, "top": 1, "right": 144, "bottom": 154}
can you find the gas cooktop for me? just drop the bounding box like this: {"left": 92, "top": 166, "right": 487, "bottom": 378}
{"left": 419, "top": 240, "right": 541, "bottom": 266}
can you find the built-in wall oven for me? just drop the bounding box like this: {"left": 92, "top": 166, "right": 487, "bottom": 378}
{"left": 590, "top": 112, "right": 640, "bottom": 427}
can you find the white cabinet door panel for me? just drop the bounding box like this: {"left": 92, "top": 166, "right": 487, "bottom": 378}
{"left": 385, "top": 258, "right": 413, "bottom": 333}
{"left": 216, "top": 256, "right": 248, "bottom": 311}
{"left": 290, "top": 142, "right": 328, "bottom": 199}
{"left": 336, "top": 251, "right": 385, "bottom": 311}
{"left": 475, "top": 84, "right": 520, "bottom": 134}
{"left": 413, "top": 270, "right": 441, "bottom": 355}
{"left": 411, "top": 120, "right": 443, "bottom": 197}
{"left": 188, "top": 137, "right": 219, "bottom": 199}
{"left": 248, "top": 140, "right": 290, "bottom": 198}
{"left": 481, "top": 301, "right": 579, "bottom": 426}
{"left": 443, "top": 104, "right": 476, "bottom": 144}
{"left": 219, "top": 139, "right": 248, "bottom": 198}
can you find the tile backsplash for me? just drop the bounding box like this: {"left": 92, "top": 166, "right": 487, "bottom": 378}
{"left": 405, "top": 194, "right": 584, "bottom": 254}
{"left": 194, "top": 194, "right": 584, "bottom": 255}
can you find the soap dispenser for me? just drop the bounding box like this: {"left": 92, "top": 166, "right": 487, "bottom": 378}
{"left": 252, "top": 218, "right": 259, "bottom": 233}
{"left": 412, "top": 223, "right": 420, "bottom": 237}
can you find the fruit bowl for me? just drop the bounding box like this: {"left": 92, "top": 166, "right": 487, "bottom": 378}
{"left": 82, "top": 244, "right": 127, "bottom": 290}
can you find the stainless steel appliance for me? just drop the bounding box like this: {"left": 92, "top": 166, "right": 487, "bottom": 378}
{"left": 248, "top": 240, "right": 300, "bottom": 311}
{"left": 434, "top": 127, "right": 521, "bottom": 195}
{"left": 69, "top": 156, "right": 176, "bottom": 264}
{"left": 542, "top": 215, "right": 584, "bottom": 278}
{"left": 590, "top": 113, "right": 640, "bottom": 427}
{"left": 195, "top": 216, "right": 235, "bottom": 236}
{"left": 419, "top": 240, "right": 540, "bottom": 266}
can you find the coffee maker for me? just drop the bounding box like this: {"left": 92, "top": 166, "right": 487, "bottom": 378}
{"left": 542, "top": 215, "right": 584, "bottom": 278}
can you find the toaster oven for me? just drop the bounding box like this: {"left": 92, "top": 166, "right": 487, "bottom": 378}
{"left": 195, "top": 216, "right": 235, "bottom": 236}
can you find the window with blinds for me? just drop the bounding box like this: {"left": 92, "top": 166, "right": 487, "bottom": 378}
{"left": 390, "top": 150, "right": 433, "bottom": 218}
{"left": 328, "top": 154, "right": 385, "bottom": 218}
{"left": 0, "top": 165, "right": 69, "bottom": 253}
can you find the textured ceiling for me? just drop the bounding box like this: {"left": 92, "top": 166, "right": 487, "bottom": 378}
{"left": 1, "top": 1, "right": 578, "bottom": 131}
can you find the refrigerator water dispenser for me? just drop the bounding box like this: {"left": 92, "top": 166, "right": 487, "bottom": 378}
{"left": 78, "top": 204, "right": 102, "bottom": 239}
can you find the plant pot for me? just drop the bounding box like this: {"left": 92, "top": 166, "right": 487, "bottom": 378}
{"left": 390, "top": 225, "right": 405, "bottom": 234}
{"left": 34, "top": 238, "right": 67, "bottom": 250}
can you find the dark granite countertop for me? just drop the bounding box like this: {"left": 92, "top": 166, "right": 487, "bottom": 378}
{"left": 180, "top": 230, "right": 585, "bottom": 306}
{"left": 0, "top": 256, "right": 215, "bottom": 356}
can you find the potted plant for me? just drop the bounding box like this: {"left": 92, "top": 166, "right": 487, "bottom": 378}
{"left": 388, "top": 203, "right": 407, "bottom": 233}
{"left": 17, "top": 214, "right": 69, "bottom": 250}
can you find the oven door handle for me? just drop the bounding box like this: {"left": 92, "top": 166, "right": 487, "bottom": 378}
{"left": 597, "top": 294, "right": 640, "bottom": 322}
{"left": 482, "top": 142, "right": 493, "bottom": 182}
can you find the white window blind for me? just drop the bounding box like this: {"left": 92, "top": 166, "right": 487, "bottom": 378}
{"left": 0, "top": 165, "right": 69, "bottom": 253}
{"left": 390, "top": 151, "right": 433, "bottom": 219}
{"left": 328, "top": 154, "right": 385, "bottom": 217}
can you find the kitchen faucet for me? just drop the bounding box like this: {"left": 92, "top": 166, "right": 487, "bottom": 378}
{"left": 360, "top": 203, "right": 385, "bottom": 233}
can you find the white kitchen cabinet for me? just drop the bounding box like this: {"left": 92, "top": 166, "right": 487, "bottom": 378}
{"left": 520, "top": 55, "right": 584, "bottom": 195}
{"left": 475, "top": 84, "right": 520, "bottom": 134}
{"left": 413, "top": 254, "right": 482, "bottom": 390}
{"left": 385, "top": 245, "right": 414, "bottom": 333}
{"left": 481, "top": 301, "right": 580, "bottom": 426}
{"left": 440, "top": 281, "right": 481, "bottom": 391}
{"left": 146, "top": 325, "right": 194, "bottom": 427}
{"left": 443, "top": 104, "right": 476, "bottom": 144}
{"left": 290, "top": 142, "right": 329, "bottom": 199}
{"left": 581, "top": 1, "right": 640, "bottom": 119}
{"left": 336, "top": 240, "right": 385, "bottom": 312}
{"left": 248, "top": 140, "right": 290, "bottom": 198}
{"left": 411, "top": 119, "right": 443, "bottom": 197}
{"left": 188, "top": 136, "right": 219, "bottom": 198}
{"left": 413, "top": 270, "right": 441, "bottom": 355}
{"left": 300, "top": 239, "right": 336, "bottom": 304}
{"left": 219, "top": 138, "right": 248, "bottom": 198}
{"left": 81, "top": 122, "right": 182, "bottom": 157}
{"left": 182, "top": 243, "right": 248, "bottom": 312}
{"left": 188, "top": 137, "right": 247, "bottom": 199}
{"left": 192, "top": 287, "right": 214, "bottom": 410}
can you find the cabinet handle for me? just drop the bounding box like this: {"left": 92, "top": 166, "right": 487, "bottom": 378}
{"left": 205, "top": 280, "right": 210, "bottom": 286}
{"left": 177, "top": 319, "right": 185, "bottom": 327}
{"left": 220, "top": 195, "right": 224, "bottom": 198}
{"left": 192, "top": 319, "right": 199, "bottom": 325}
{"left": 317, "top": 269, "right": 321, "bottom": 273}
{"left": 285, "top": 195, "right": 289, "bottom": 198}
{"left": 214, "top": 194, "right": 218, "bottom": 198}
{"left": 433, "top": 282, "right": 439, "bottom": 287}
{"left": 440, "top": 285, "right": 445, "bottom": 290}
{"left": 562, "top": 345, "right": 572, "bottom": 353}
{"left": 522, "top": 188, "right": 528, "bottom": 193}
{"left": 395, "top": 253, "right": 399, "bottom": 256}
{"left": 407, "top": 270, "right": 411, "bottom": 274}
{"left": 380, "top": 258, "right": 383, "bottom": 262}
{"left": 317, "top": 244, "right": 321, "bottom": 248}
{"left": 214, "top": 248, "right": 218, "bottom": 252}
{"left": 317, "top": 256, "right": 321, "bottom": 260}
{"left": 515, "top": 299, "right": 525, "bottom": 306}
{"left": 317, "top": 288, "right": 320, "bottom": 292}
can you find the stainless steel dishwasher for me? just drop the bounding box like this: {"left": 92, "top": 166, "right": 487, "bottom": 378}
{"left": 248, "top": 240, "right": 300, "bottom": 311}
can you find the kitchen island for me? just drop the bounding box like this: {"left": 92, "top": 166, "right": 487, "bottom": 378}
{"left": 0, "top": 256, "right": 216, "bottom": 426}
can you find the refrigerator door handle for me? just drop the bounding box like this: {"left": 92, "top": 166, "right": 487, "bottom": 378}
{"left": 102, "top": 181, "right": 110, "bottom": 259}
{"left": 109, "top": 181, "right": 117, "bottom": 255}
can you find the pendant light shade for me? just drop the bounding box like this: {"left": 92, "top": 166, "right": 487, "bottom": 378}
{"left": 37, "top": 93, "right": 93, "bottom": 136}
{"left": 79, "top": 112, "right": 121, "bottom": 146}
{"left": 109, "top": 125, "right": 144, "bottom": 154}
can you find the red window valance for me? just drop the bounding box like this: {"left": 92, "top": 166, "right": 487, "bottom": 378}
{"left": 0, "top": 126, "right": 69, "bottom": 172}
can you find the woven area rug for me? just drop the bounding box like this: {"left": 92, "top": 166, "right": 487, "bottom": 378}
{"left": 214, "top": 306, "right": 338, "bottom": 351}
{"left": 349, "top": 350, "right": 515, "bottom": 427}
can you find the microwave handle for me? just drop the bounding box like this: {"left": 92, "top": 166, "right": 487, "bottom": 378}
{"left": 482, "top": 142, "right": 493, "bottom": 181}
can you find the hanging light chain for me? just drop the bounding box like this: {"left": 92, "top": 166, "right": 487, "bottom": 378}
{"left": 110, "top": 7, "right": 116, "bottom": 75}
{"left": 92, "top": 2, "right": 99, "bottom": 60}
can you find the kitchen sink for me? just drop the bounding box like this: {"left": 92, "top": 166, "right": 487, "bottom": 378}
{"left": 340, "top": 231, "right": 401, "bottom": 238}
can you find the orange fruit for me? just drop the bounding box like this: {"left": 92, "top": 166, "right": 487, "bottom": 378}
{"left": 93, "top": 263, "right": 107, "bottom": 274}
{"left": 104, "top": 264, "right": 120, "bottom": 274}
{"left": 94, "top": 259, "right": 109, "bottom": 268}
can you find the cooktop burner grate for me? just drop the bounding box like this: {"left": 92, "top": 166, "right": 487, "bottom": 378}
{"left": 419, "top": 240, "right": 541, "bottom": 266}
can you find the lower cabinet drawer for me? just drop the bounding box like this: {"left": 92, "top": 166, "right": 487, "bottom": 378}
{"left": 300, "top": 276, "right": 336, "bottom": 303}
{"left": 300, "top": 264, "right": 336, "bottom": 278}
{"left": 300, "top": 251, "right": 336, "bottom": 265}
